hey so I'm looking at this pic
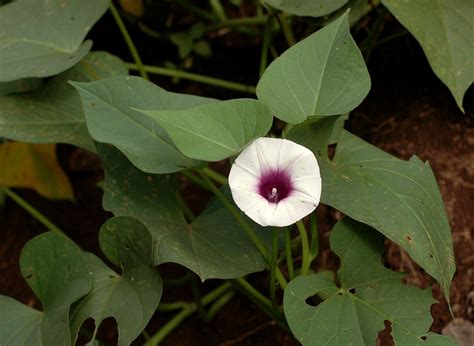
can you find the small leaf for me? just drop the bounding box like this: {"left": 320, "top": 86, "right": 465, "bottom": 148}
{"left": 135, "top": 98, "right": 273, "bottom": 161}
{"left": 383, "top": 0, "right": 474, "bottom": 112}
{"left": 0, "top": 232, "right": 91, "bottom": 346}
{"left": 257, "top": 11, "right": 370, "bottom": 124}
{"left": 287, "top": 118, "right": 455, "bottom": 299}
{"left": 72, "top": 76, "right": 216, "bottom": 173}
{"left": 0, "top": 142, "right": 73, "bottom": 200}
{"left": 0, "top": 0, "right": 109, "bottom": 81}
{"left": 97, "top": 144, "right": 270, "bottom": 280}
{"left": 70, "top": 217, "right": 162, "bottom": 346}
{"left": 283, "top": 218, "right": 457, "bottom": 345}
{"left": 0, "top": 52, "right": 128, "bottom": 152}
{"left": 264, "top": 0, "right": 348, "bottom": 17}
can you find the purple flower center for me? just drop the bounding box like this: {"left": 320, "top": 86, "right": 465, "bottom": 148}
{"left": 258, "top": 169, "right": 293, "bottom": 203}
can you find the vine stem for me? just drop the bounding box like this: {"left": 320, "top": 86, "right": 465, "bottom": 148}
{"left": 2, "top": 188, "right": 66, "bottom": 237}
{"left": 297, "top": 220, "right": 311, "bottom": 275}
{"left": 284, "top": 228, "right": 295, "bottom": 280}
{"left": 109, "top": 3, "right": 149, "bottom": 80}
{"left": 126, "top": 63, "right": 256, "bottom": 94}
{"left": 259, "top": 15, "right": 274, "bottom": 77}
{"left": 270, "top": 227, "right": 279, "bottom": 309}
{"left": 146, "top": 282, "right": 232, "bottom": 346}
{"left": 277, "top": 12, "right": 295, "bottom": 47}
{"left": 198, "top": 171, "right": 287, "bottom": 289}
{"left": 201, "top": 166, "right": 228, "bottom": 185}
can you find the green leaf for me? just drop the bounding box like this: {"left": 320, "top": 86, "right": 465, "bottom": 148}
{"left": 97, "top": 144, "right": 270, "bottom": 280}
{"left": 264, "top": 0, "right": 348, "bottom": 17}
{"left": 256, "top": 11, "right": 370, "bottom": 124}
{"left": 287, "top": 118, "right": 455, "bottom": 298}
{"left": 0, "top": 78, "right": 42, "bottom": 97}
{"left": 383, "top": 0, "right": 473, "bottom": 112}
{"left": 0, "top": 232, "right": 91, "bottom": 346}
{"left": 72, "top": 76, "right": 216, "bottom": 173}
{"left": 135, "top": 99, "right": 273, "bottom": 161}
{"left": 0, "top": 52, "right": 127, "bottom": 152}
{"left": 0, "top": 0, "right": 109, "bottom": 81}
{"left": 70, "top": 217, "right": 162, "bottom": 346}
{"left": 283, "top": 218, "right": 457, "bottom": 346}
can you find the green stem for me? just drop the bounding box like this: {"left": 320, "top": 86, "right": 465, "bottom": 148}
{"left": 297, "top": 220, "right": 310, "bottom": 275}
{"left": 146, "top": 282, "right": 231, "bottom": 345}
{"left": 157, "top": 301, "right": 189, "bottom": 312}
{"left": 191, "top": 275, "right": 205, "bottom": 320}
{"left": 204, "top": 290, "right": 235, "bottom": 321}
{"left": 259, "top": 15, "right": 274, "bottom": 77}
{"left": 284, "top": 228, "right": 294, "bottom": 280}
{"left": 207, "top": 15, "right": 269, "bottom": 31}
{"left": 126, "top": 63, "right": 256, "bottom": 94}
{"left": 176, "top": 192, "right": 195, "bottom": 222}
{"left": 180, "top": 171, "right": 211, "bottom": 191}
{"left": 198, "top": 172, "right": 287, "bottom": 289}
{"left": 175, "top": 0, "right": 217, "bottom": 22}
{"left": 233, "top": 278, "right": 275, "bottom": 316}
{"left": 277, "top": 13, "right": 295, "bottom": 46}
{"left": 201, "top": 166, "right": 228, "bottom": 185}
{"left": 309, "top": 213, "right": 319, "bottom": 259}
{"left": 2, "top": 188, "right": 66, "bottom": 237}
{"left": 270, "top": 228, "right": 278, "bottom": 309}
{"left": 110, "top": 3, "right": 149, "bottom": 80}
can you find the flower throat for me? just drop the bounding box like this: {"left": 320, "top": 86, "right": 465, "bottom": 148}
{"left": 258, "top": 169, "right": 293, "bottom": 203}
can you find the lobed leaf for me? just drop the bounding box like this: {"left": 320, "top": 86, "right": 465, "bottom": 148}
{"left": 383, "top": 0, "right": 474, "bottom": 112}
{"left": 264, "top": 0, "right": 348, "bottom": 17}
{"left": 284, "top": 218, "right": 457, "bottom": 345}
{"left": 70, "top": 217, "right": 162, "bottom": 346}
{"left": 135, "top": 99, "right": 273, "bottom": 162}
{"left": 72, "top": 76, "right": 216, "bottom": 173}
{"left": 0, "top": 142, "right": 73, "bottom": 200}
{"left": 287, "top": 117, "right": 455, "bottom": 299}
{"left": 0, "top": 52, "right": 127, "bottom": 152}
{"left": 0, "top": 0, "right": 109, "bottom": 81}
{"left": 256, "top": 12, "right": 370, "bottom": 124}
{"left": 97, "top": 144, "right": 271, "bottom": 280}
{"left": 0, "top": 232, "right": 91, "bottom": 346}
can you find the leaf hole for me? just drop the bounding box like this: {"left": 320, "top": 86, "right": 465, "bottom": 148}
{"left": 25, "top": 273, "right": 33, "bottom": 279}
{"left": 349, "top": 288, "right": 356, "bottom": 294}
{"left": 405, "top": 235, "right": 412, "bottom": 242}
{"left": 429, "top": 254, "right": 433, "bottom": 259}
{"left": 305, "top": 294, "right": 323, "bottom": 307}
{"left": 420, "top": 336, "right": 427, "bottom": 341}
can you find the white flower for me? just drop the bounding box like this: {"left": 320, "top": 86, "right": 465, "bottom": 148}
{"left": 228, "top": 137, "right": 322, "bottom": 227}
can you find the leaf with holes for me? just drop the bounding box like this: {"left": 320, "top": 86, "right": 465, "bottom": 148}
{"left": 383, "top": 0, "right": 474, "bottom": 112}
{"left": 0, "top": 0, "right": 109, "bottom": 81}
{"left": 256, "top": 11, "right": 370, "bottom": 124}
{"left": 264, "top": 0, "right": 348, "bottom": 17}
{"left": 0, "top": 52, "right": 127, "bottom": 152}
{"left": 287, "top": 117, "right": 455, "bottom": 299}
{"left": 284, "top": 217, "right": 457, "bottom": 346}
{"left": 0, "top": 232, "right": 91, "bottom": 346}
{"left": 72, "top": 76, "right": 217, "bottom": 173}
{"left": 97, "top": 144, "right": 271, "bottom": 280}
{"left": 70, "top": 217, "right": 162, "bottom": 346}
{"left": 135, "top": 98, "right": 273, "bottom": 162}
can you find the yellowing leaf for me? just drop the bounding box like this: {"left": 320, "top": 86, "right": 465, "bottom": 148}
{"left": 0, "top": 142, "right": 73, "bottom": 200}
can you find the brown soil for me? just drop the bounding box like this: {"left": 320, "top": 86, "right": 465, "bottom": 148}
{"left": 1, "top": 6, "right": 473, "bottom": 346}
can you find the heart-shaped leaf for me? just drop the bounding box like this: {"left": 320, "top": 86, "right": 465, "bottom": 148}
{"left": 383, "top": 0, "right": 474, "bottom": 112}
{"left": 0, "top": 0, "right": 109, "bottom": 81}
{"left": 72, "top": 76, "right": 216, "bottom": 173}
{"left": 257, "top": 11, "right": 370, "bottom": 124}
{"left": 0, "top": 52, "right": 127, "bottom": 152}
{"left": 287, "top": 117, "right": 455, "bottom": 298}
{"left": 284, "top": 217, "right": 456, "bottom": 345}
{"left": 135, "top": 98, "right": 273, "bottom": 162}
{"left": 264, "top": 0, "right": 348, "bottom": 17}
{"left": 97, "top": 144, "right": 270, "bottom": 280}
{"left": 0, "top": 232, "right": 91, "bottom": 346}
{"left": 70, "top": 217, "right": 162, "bottom": 346}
